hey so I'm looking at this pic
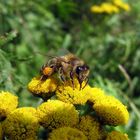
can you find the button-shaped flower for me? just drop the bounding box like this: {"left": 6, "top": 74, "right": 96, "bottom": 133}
{"left": 37, "top": 100, "right": 79, "bottom": 129}
{"left": 28, "top": 76, "right": 57, "bottom": 99}
{"left": 3, "top": 107, "right": 39, "bottom": 140}
{"left": 76, "top": 115, "right": 103, "bottom": 140}
{"left": 113, "top": 0, "right": 130, "bottom": 11}
{"left": 106, "top": 131, "right": 129, "bottom": 140}
{"left": 91, "top": 3, "right": 119, "bottom": 14}
{"left": 48, "top": 127, "right": 87, "bottom": 140}
{"left": 88, "top": 87, "right": 106, "bottom": 103}
{"left": 0, "top": 91, "right": 18, "bottom": 121}
{"left": 56, "top": 84, "right": 91, "bottom": 105}
{"left": 92, "top": 95, "right": 129, "bottom": 125}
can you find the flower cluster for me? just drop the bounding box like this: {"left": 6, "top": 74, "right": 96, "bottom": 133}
{"left": 0, "top": 91, "right": 39, "bottom": 140}
{"left": 27, "top": 75, "right": 129, "bottom": 140}
{"left": 91, "top": 0, "right": 130, "bottom": 14}
{"left": 0, "top": 70, "right": 129, "bottom": 139}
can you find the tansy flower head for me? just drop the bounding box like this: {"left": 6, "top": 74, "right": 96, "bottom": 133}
{"left": 56, "top": 84, "right": 91, "bottom": 105}
{"left": 0, "top": 91, "right": 18, "bottom": 121}
{"left": 91, "top": 2, "right": 119, "bottom": 14}
{"left": 76, "top": 115, "right": 103, "bottom": 140}
{"left": 48, "top": 127, "right": 87, "bottom": 140}
{"left": 106, "top": 130, "right": 129, "bottom": 140}
{"left": 3, "top": 107, "right": 39, "bottom": 140}
{"left": 88, "top": 87, "right": 106, "bottom": 104}
{"left": 37, "top": 100, "right": 79, "bottom": 129}
{"left": 27, "top": 76, "right": 57, "bottom": 100}
{"left": 92, "top": 95, "right": 129, "bottom": 125}
{"left": 101, "top": 3, "right": 119, "bottom": 14}
{"left": 113, "top": 0, "right": 130, "bottom": 11}
{"left": 90, "top": 5, "right": 104, "bottom": 13}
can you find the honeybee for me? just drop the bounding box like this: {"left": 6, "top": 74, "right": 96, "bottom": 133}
{"left": 40, "top": 54, "right": 89, "bottom": 89}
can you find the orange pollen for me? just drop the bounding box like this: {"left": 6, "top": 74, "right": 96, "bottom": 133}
{"left": 43, "top": 67, "right": 53, "bottom": 76}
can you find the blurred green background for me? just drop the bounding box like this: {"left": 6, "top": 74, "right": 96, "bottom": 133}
{"left": 0, "top": 0, "right": 140, "bottom": 139}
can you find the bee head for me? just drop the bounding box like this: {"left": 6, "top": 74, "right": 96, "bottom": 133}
{"left": 76, "top": 65, "right": 89, "bottom": 74}
{"left": 76, "top": 65, "right": 89, "bottom": 89}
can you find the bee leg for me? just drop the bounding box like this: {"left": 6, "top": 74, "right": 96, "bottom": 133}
{"left": 60, "top": 75, "right": 66, "bottom": 83}
{"left": 79, "top": 82, "right": 82, "bottom": 90}
{"left": 59, "top": 67, "right": 66, "bottom": 84}
{"left": 77, "top": 78, "right": 81, "bottom": 90}
{"left": 77, "top": 77, "right": 83, "bottom": 90}
{"left": 70, "top": 71, "right": 74, "bottom": 90}
{"left": 82, "top": 77, "right": 89, "bottom": 89}
{"left": 79, "top": 82, "right": 83, "bottom": 90}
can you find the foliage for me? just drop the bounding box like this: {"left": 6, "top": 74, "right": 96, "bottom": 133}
{"left": 0, "top": 0, "right": 140, "bottom": 139}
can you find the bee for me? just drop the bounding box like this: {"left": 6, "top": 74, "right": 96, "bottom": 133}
{"left": 40, "top": 54, "right": 89, "bottom": 90}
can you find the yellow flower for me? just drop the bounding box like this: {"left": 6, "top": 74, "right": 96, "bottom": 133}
{"left": 48, "top": 127, "right": 87, "bottom": 140}
{"left": 106, "top": 131, "right": 129, "bottom": 140}
{"left": 37, "top": 100, "right": 79, "bottom": 129}
{"left": 113, "top": 0, "right": 130, "bottom": 11}
{"left": 121, "top": 3, "right": 130, "bottom": 11}
{"left": 56, "top": 83, "right": 91, "bottom": 105}
{"left": 101, "top": 3, "right": 119, "bottom": 14}
{"left": 76, "top": 115, "right": 103, "bottom": 140}
{"left": 91, "top": 2, "right": 119, "bottom": 14}
{"left": 88, "top": 87, "right": 106, "bottom": 104}
{"left": 0, "top": 123, "right": 3, "bottom": 140}
{"left": 3, "top": 107, "right": 39, "bottom": 140}
{"left": 93, "top": 95, "right": 129, "bottom": 125}
{"left": 0, "top": 91, "right": 18, "bottom": 121}
{"left": 27, "top": 76, "right": 57, "bottom": 99}
{"left": 91, "top": 0, "right": 130, "bottom": 14}
{"left": 90, "top": 5, "right": 104, "bottom": 13}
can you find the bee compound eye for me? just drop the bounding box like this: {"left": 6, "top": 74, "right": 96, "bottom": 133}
{"left": 76, "top": 66, "right": 83, "bottom": 74}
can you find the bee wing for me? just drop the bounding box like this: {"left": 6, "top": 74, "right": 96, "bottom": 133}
{"left": 34, "top": 48, "right": 76, "bottom": 58}
{"left": 56, "top": 48, "right": 72, "bottom": 56}
{"left": 54, "top": 48, "right": 78, "bottom": 63}
{"left": 34, "top": 49, "right": 80, "bottom": 65}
